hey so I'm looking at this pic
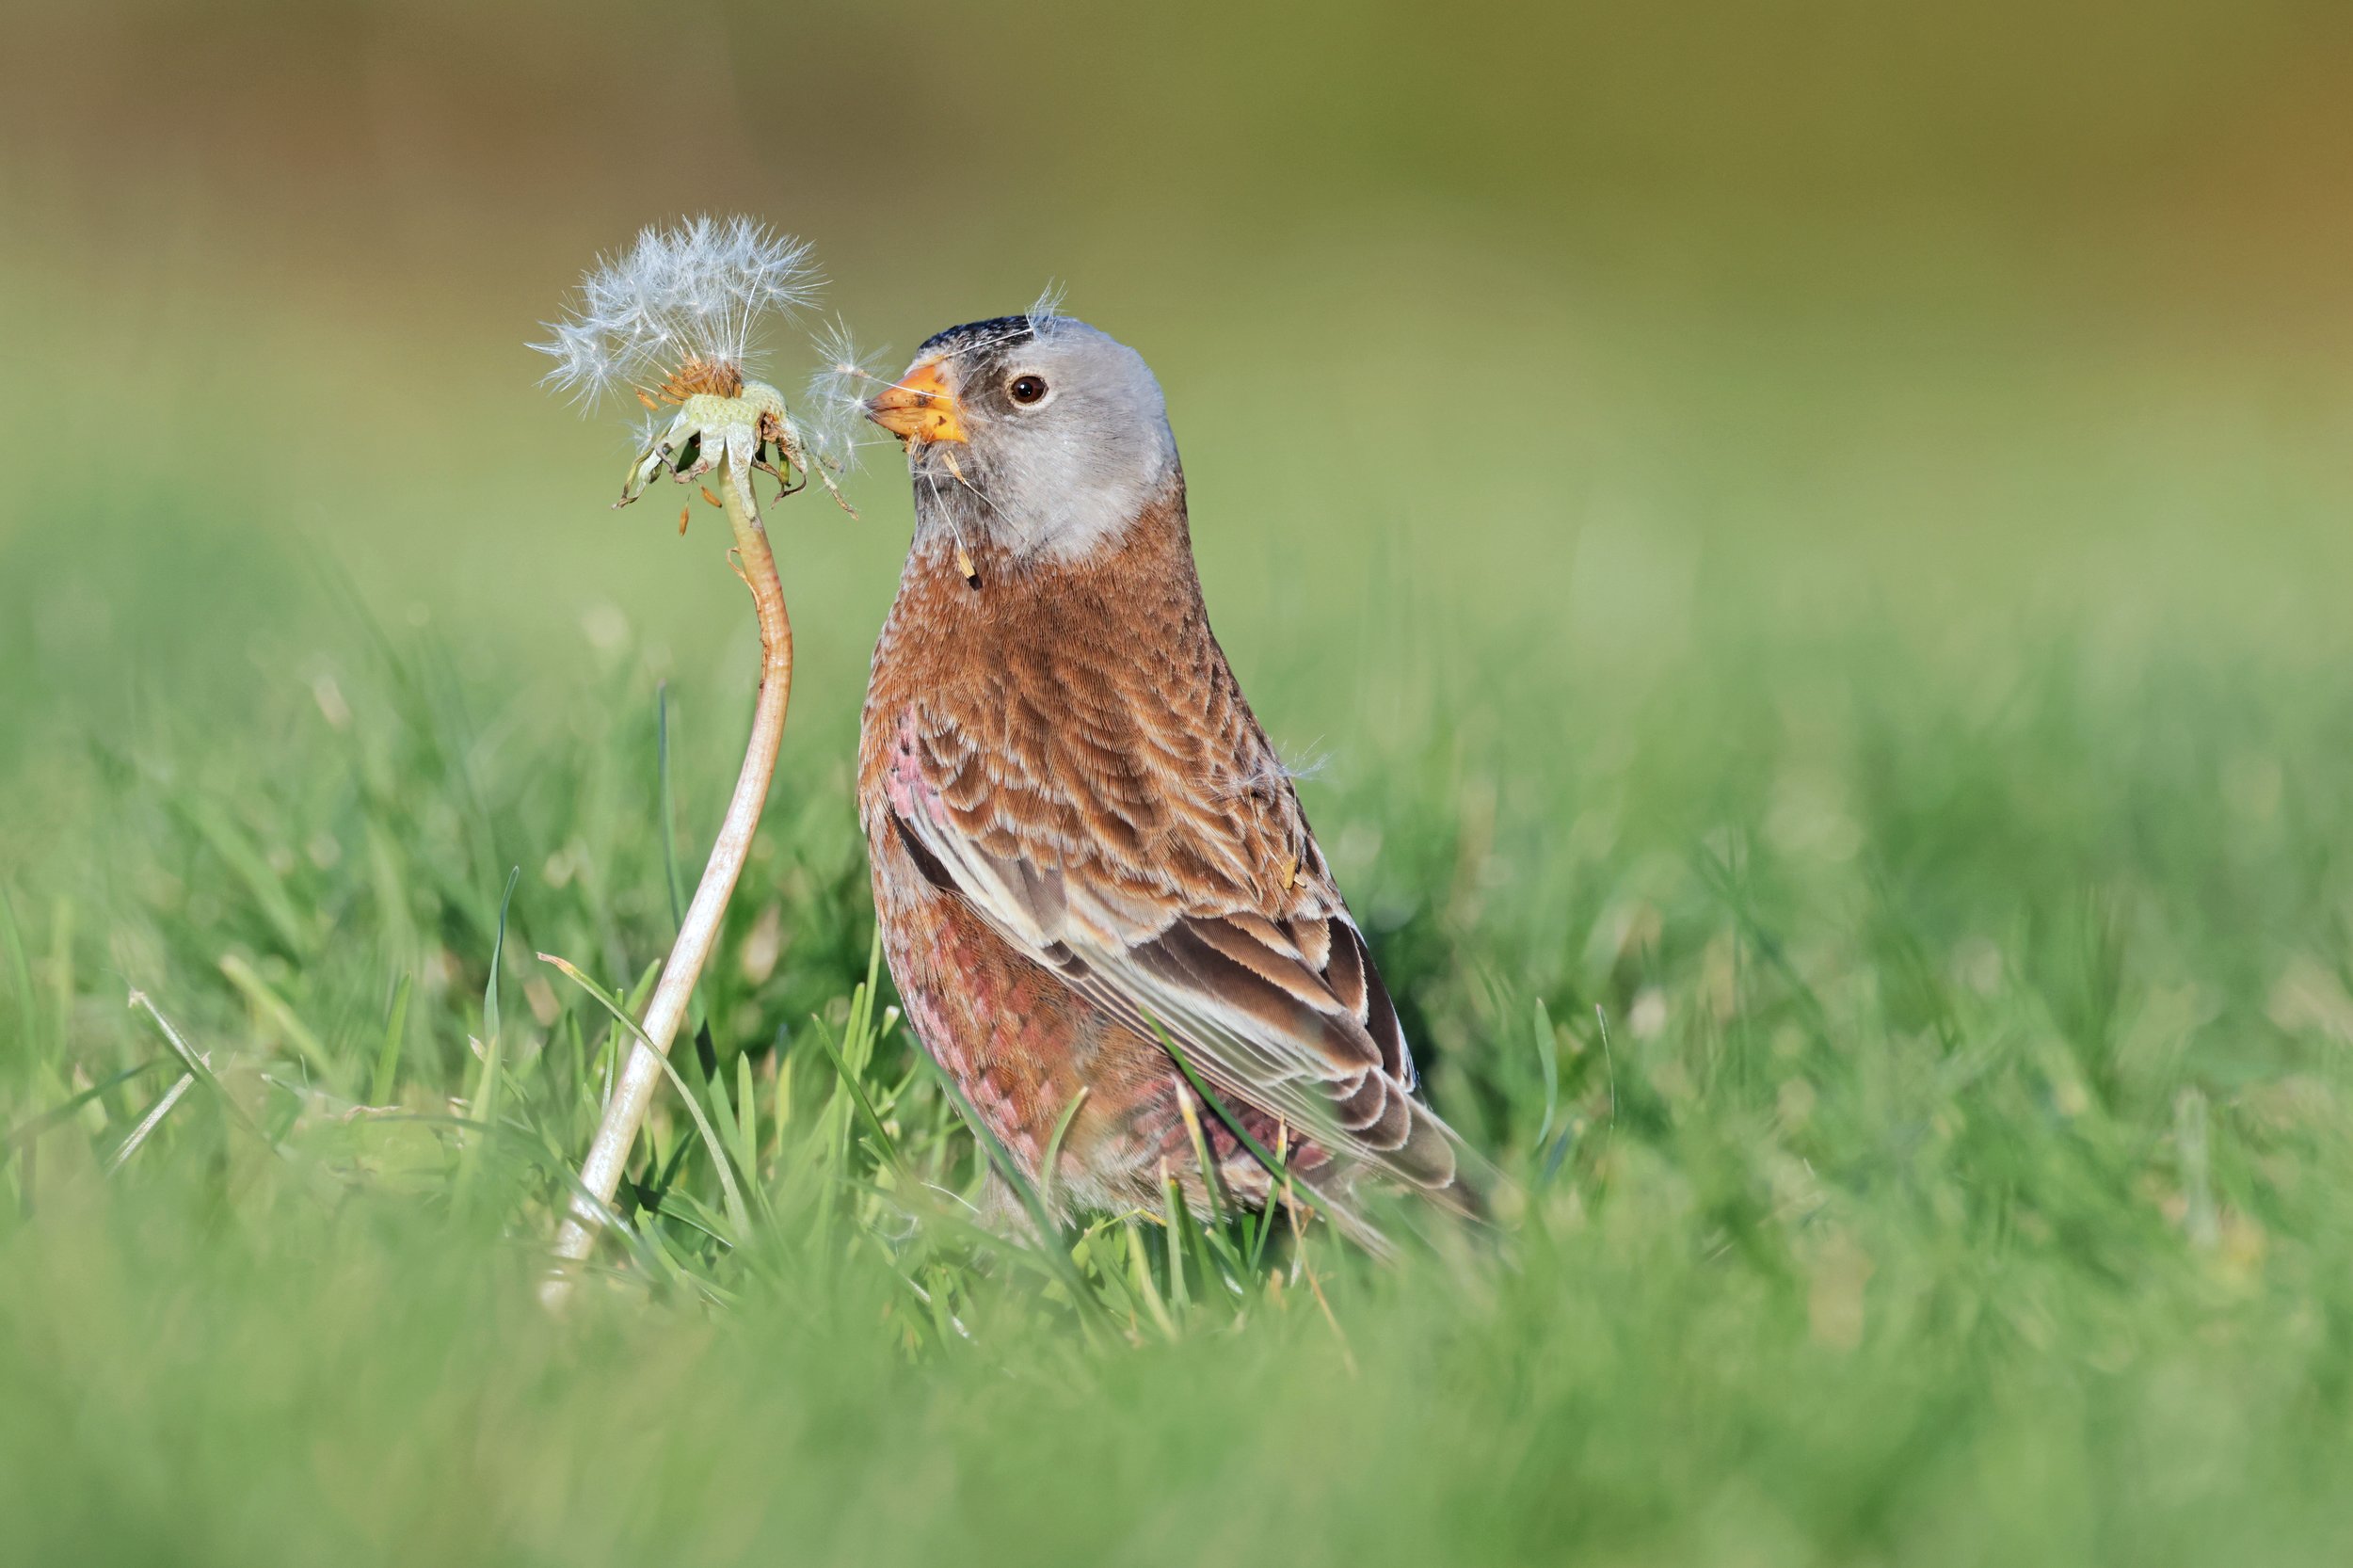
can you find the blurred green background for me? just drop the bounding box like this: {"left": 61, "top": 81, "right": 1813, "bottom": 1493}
{"left": 6, "top": 0, "right": 2350, "bottom": 755}
{"left": 8, "top": 0, "right": 2352, "bottom": 1047}
{"left": 8, "top": 3, "right": 2353, "bottom": 1564}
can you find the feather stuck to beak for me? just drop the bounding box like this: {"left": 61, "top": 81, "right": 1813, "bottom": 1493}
{"left": 862, "top": 359, "right": 967, "bottom": 445}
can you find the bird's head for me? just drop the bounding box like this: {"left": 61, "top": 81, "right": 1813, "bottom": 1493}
{"left": 862, "top": 313, "right": 1179, "bottom": 562}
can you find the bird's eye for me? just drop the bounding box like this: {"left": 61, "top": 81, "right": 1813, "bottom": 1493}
{"left": 1008, "top": 374, "right": 1048, "bottom": 405}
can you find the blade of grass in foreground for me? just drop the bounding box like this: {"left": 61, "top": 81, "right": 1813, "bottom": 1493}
{"left": 4, "top": 1060, "right": 168, "bottom": 1154}
{"left": 805, "top": 1013, "right": 904, "bottom": 1178}
{"left": 1035, "top": 1086, "right": 1090, "bottom": 1218}
{"left": 370, "top": 973, "right": 411, "bottom": 1108}
{"left": 1, "top": 884, "right": 40, "bottom": 1059}
{"left": 107, "top": 1072, "right": 198, "bottom": 1173}
{"left": 217, "top": 953, "right": 339, "bottom": 1084}
{"left": 126, "top": 989, "right": 276, "bottom": 1152}
{"left": 455, "top": 868, "right": 520, "bottom": 1210}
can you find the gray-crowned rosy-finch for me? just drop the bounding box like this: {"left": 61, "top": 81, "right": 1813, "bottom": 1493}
{"left": 858, "top": 311, "right": 1469, "bottom": 1240}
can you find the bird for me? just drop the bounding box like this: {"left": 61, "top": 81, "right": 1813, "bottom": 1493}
{"left": 856, "top": 310, "right": 1470, "bottom": 1243}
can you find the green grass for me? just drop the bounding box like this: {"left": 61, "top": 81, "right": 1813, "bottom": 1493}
{"left": 5, "top": 250, "right": 2353, "bottom": 1565}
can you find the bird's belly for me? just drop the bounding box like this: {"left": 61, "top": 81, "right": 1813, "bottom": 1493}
{"left": 877, "top": 883, "right": 1067, "bottom": 1169}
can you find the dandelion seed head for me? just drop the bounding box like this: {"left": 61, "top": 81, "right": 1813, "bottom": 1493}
{"left": 531, "top": 215, "right": 822, "bottom": 411}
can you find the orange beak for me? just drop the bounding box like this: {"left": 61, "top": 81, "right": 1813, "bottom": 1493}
{"left": 861, "top": 358, "right": 968, "bottom": 445}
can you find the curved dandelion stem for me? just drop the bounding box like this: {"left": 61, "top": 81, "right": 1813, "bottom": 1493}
{"left": 540, "top": 446, "right": 792, "bottom": 1308}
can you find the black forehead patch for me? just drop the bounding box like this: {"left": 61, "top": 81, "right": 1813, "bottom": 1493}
{"left": 915, "top": 316, "right": 1038, "bottom": 361}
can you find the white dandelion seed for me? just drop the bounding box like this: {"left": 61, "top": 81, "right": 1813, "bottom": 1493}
{"left": 801, "top": 315, "right": 889, "bottom": 473}
{"left": 1214, "top": 744, "right": 1330, "bottom": 803}
{"left": 531, "top": 215, "right": 822, "bottom": 411}
{"left": 1026, "top": 279, "right": 1068, "bottom": 334}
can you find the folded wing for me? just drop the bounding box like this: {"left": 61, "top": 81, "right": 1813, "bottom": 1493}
{"left": 879, "top": 693, "right": 1463, "bottom": 1206}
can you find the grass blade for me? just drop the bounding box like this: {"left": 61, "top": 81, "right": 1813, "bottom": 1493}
{"left": 1149, "top": 1015, "right": 1289, "bottom": 1195}
{"left": 1160, "top": 1162, "right": 1190, "bottom": 1315}
{"left": 177, "top": 800, "right": 313, "bottom": 959}
{"left": 1533, "top": 996, "right": 1559, "bottom": 1145}
{"left": 806, "top": 1013, "right": 904, "bottom": 1176}
{"left": 456, "top": 867, "right": 520, "bottom": 1207}
{"left": 1036, "top": 1085, "right": 1090, "bottom": 1218}
{"left": 218, "top": 953, "right": 338, "bottom": 1081}
{"left": 0, "top": 884, "right": 39, "bottom": 1056}
{"left": 4, "top": 1059, "right": 169, "bottom": 1153}
{"left": 371, "top": 973, "right": 412, "bottom": 1108}
{"left": 107, "top": 1074, "right": 198, "bottom": 1174}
